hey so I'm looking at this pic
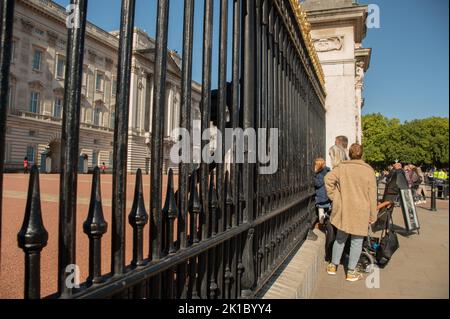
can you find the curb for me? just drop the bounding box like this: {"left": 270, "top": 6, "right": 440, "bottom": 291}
{"left": 262, "top": 229, "right": 325, "bottom": 299}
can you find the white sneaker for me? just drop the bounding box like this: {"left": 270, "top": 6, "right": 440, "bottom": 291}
{"left": 319, "top": 215, "right": 325, "bottom": 224}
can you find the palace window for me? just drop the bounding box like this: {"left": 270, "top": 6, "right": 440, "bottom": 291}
{"left": 34, "top": 28, "right": 44, "bottom": 37}
{"left": 82, "top": 70, "right": 88, "bottom": 87}
{"left": 80, "top": 103, "right": 85, "bottom": 123}
{"left": 56, "top": 55, "right": 66, "bottom": 79}
{"left": 26, "top": 146, "right": 36, "bottom": 164}
{"left": 112, "top": 79, "right": 117, "bottom": 96}
{"left": 92, "top": 150, "right": 99, "bottom": 167}
{"left": 110, "top": 111, "right": 115, "bottom": 129}
{"left": 8, "top": 85, "right": 15, "bottom": 111}
{"left": 11, "top": 40, "right": 16, "bottom": 63}
{"left": 108, "top": 151, "right": 113, "bottom": 168}
{"left": 54, "top": 97, "right": 63, "bottom": 118}
{"left": 4, "top": 143, "right": 10, "bottom": 163}
{"left": 95, "top": 72, "right": 104, "bottom": 92}
{"left": 85, "top": 107, "right": 92, "bottom": 123}
{"left": 93, "top": 107, "right": 101, "bottom": 126}
{"left": 32, "top": 49, "right": 42, "bottom": 71}
{"left": 29, "top": 91, "right": 40, "bottom": 114}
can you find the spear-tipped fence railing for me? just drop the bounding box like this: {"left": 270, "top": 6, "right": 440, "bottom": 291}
{"left": 0, "top": 0, "right": 326, "bottom": 299}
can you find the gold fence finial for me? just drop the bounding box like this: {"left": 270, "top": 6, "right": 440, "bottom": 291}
{"left": 289, "top": 0, "right": 325, "bottom": 88}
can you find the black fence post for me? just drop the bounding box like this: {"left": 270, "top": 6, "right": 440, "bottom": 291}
{"left": 240, "top": 0, "right": 257, "bottom": 299}
{"left": 150, "top": 0, "right": 170, "bottom": 264}
{"left": 431, "top": 180, "right": 437, "bottom": 212}
{"left": 111, "top": 0, "right": 136, "bottom": 277}
{"left": 58, "top": 0, "right": 88, "bottom": 298}
{"left": 18, "top": 166, "right": 48, "bottom": 299}
{"left": 0, "top": 0, "right": 15, "bottom": 270}
{"left": 444, "top": 180, "right": 449, "bottom": 201}
{"left": 178, "top": 0, "right": 195, "bottom": 252}
{"left": 83, "top": 167, "right": 108, "bottom": 285}
{"left": 128, "top": 169, "right": 148, "bottom": 267}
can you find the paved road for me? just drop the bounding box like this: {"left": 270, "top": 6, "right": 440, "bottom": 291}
{"left": 0, "top": 173, "right": 177, "bottom": 299}
{"left": 313, "top": 201, "right": 449, "bottom": 299}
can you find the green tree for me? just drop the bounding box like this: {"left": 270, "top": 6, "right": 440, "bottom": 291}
{"left": 362, "top": 114, "right": 449, "bottom": 168}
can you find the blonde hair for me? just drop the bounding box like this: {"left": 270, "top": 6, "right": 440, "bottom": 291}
{"left": 329, "top": 146, "right": 347, "bottom": 168}
{"left": 314, "top": 158, "right": 326, "bottom": 173}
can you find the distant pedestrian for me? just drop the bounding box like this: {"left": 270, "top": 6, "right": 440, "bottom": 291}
{"left": 101, "top": 162, "right": 107, "bottom": 174}
{"left": 382, "top": 169, "right": 390, "bottom": 183}
{"left": 383, "top": 162, "right": 409, "bottom": 203}
{"left": 324, "top": 144, "right": 378, "bottom": 282}
{"left": 409, "top": 166, "right": 422, "bottom": 204}
{"left": 405, "top": 165, "right": 418, "bottom": 190}
{"left": 23, "top": 157, "right": 29, "bottom": 174}
{"left": 314, "top": 158, "right": 331, "bottom": 225}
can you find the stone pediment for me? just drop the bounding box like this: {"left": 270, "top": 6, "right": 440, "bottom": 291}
{"left": 53, "top": 87, "right": 65, "bottom": 96}
{"left": 28, "top": 80, "right": 45, "bottom": 90}
{"left": 47, "top": 31, "right": 58, "bottom": 46}
{"left": 135, "top": 48, "right": 182, "bottom": 75}
{"left": 87, "top": 50, "right": 97, "bottom": 63}
{"left": 94, "top": 98, "right": 105, "bottom": 106}
{"left": 21, "top": 19, "right": 34, "bottom": 34}
{"left": 105, "top": 57, "right": 114, "bottom": 70}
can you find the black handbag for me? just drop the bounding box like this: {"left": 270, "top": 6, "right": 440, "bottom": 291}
{"left": 371, "top": 205, "right": 394, "bottom": 233}
{"left": 376, "top": 213, "right": 399, "bottom": 267}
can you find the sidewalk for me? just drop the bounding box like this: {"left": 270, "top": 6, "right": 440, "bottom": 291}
{"left": 313, "top": 201, "right": 449, "bottom": 299}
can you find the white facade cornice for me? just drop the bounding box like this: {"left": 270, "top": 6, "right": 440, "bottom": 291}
{"left": 19, "top": 0, "right": 120, "bottom": 51}
{"left": 306, "top": 5, "right": 369, "bottom": 44}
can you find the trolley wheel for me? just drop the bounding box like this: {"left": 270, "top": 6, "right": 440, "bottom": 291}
{"left": 357, "top": 250, "right": 376, "bottom": 273}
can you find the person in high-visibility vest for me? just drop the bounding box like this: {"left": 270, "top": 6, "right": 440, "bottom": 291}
{"left": 434, "top": 170, "right": 448, "bottom": 198}
{"left": 438, "top": 170, "right": 448, "bottom": 180}
{"left": 375, "top": 171, "right": 380, "bottom": 182}
{"left": 433, "top": 170, "right": 440, "bottom": 179}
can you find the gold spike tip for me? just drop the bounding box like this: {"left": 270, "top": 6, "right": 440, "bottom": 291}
{"left": 289, "top": 0, "right": 325, "bottom": 88}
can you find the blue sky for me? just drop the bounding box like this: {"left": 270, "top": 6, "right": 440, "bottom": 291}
{"left": 53, "top": 0, "right": 449, "bottom": 122}
{"left": 362, "top": 0, "right": 449, "bottom": 121}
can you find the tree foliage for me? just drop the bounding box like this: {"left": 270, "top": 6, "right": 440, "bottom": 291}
{"left": 362, "top": 114, "right": 449, "bottom": 168}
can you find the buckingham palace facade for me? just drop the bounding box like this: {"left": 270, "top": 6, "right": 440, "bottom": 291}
{"left": 3, "top": 0, "right": 202, "bottom": 173}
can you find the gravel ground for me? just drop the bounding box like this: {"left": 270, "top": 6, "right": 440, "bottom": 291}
{"left": 0, "top": 173, "right": 178, "bottom": 299}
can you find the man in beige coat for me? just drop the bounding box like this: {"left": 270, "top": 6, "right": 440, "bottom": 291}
{"left": 324, "top": 144, "right": 378, "bottom": 282}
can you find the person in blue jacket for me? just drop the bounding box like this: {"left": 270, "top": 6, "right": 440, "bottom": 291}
{"left": 314, "top": 158, "right": 331, "bottom": 224}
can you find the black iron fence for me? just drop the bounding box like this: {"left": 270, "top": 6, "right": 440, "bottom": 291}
{"left": 0, "top": 0, "right": 326, "bottom": 299}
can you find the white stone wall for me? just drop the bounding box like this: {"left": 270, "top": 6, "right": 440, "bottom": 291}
{"left": 308, "top": 19, "right": 370, "bottom": 166}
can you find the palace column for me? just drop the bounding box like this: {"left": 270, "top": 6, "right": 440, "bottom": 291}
{"left": 144, "top": 73, "right": 154, "bottom": 133}
{"left": 129, "top": 64, "right": 140, "bottom": 131}
{"left": 165, "top": 82, "right": 174, "bottom": 138}
{"left": 171, "top": 85, "right": 181, "bottom": 140}
{"left": 355, "top": 61, "right": 365, "bottom": 144}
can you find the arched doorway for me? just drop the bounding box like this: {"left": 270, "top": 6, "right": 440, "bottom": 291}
{"left": 49, "top": 140, "right": 61, "bottom": 173}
